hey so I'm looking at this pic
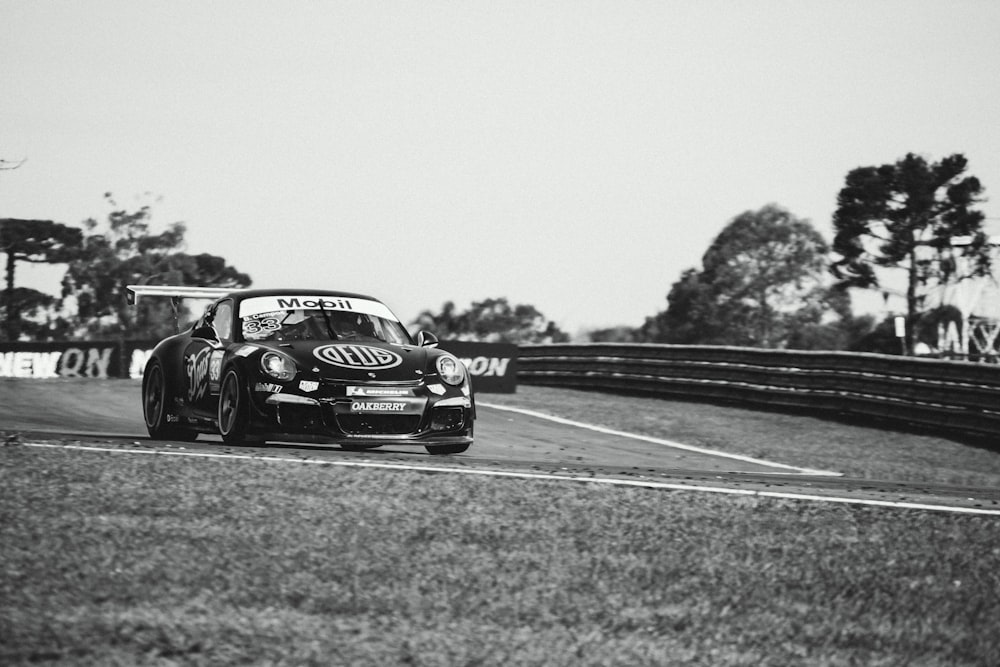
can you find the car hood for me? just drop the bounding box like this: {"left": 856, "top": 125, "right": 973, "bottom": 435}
{"left": 253, "top": 340, "right": 431, "bottom": 383}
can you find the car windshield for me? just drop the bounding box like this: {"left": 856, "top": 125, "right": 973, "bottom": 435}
{"left": 241, "top": 308, "right": 411, "bottom": 345}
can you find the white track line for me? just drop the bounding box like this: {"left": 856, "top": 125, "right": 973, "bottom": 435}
{"left": 478, "top": 402, "right": 842, "bottom": 477}
{"left": 24, "top": 442, "right": 1000, "bottom": 516}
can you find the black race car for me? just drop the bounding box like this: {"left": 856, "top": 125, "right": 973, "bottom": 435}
{"left": 128, "top": 286, "right": 474, "bottom": 454}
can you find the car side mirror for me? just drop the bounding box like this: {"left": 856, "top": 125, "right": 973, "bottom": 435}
{"left": 192, "top": 325, "right": 218, "bottom": 340}
{"left": 415, "top": 330, "right": 439, "bottom": 347}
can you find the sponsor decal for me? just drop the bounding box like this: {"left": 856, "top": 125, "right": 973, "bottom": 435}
{"left": 185, "top": 347, "right": 214, "bottom": 402}
{"left": 299, "top": 380, "right": 319, "bottom": 393}
{"left": 277, "top": 297, "right": 354, "bottom": 311}
{"left": 243, "top": 315, "right": 283, "bottom": 337}
{"left": 255, "top": 382, "right": 283, "bottom": 393}
{"left": 239, "top": 296, "right": 399, "bottom": 321}
{"left": 314, "top": 344, "right": 402, "bottom": 370}
{"left": 347, "top": 386, "right": 411, "bottom": 397}
{"left": 350, "top": 401, "right": 406, "bottom": 412}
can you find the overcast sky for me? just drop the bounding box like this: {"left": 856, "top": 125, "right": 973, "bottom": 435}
{"left": 3, "top": 1, "right": 999, "bottom": 334}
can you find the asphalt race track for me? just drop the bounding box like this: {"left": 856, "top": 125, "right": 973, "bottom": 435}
{"left": 2, "top": 378, "right": 999, "bottom": 514}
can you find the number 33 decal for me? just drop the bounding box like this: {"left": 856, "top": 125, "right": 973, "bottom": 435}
{"left": 242, "top": 317, "right": 281, "bottom": 335}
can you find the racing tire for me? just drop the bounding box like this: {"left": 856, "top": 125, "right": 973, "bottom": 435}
{"left": 218, "top": 368, "right": 252, "bottom": 445}
{"left": 424, "top": 443, "right": 471, "bottom": 455}
{"left": 143, "top": 359, "right": 198, "bottom": 442}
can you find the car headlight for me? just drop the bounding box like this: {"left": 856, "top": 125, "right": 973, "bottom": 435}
{"left": 435, "top": 354, "right": 466, "bottom": 386}
{"left": 261, "top": 351, "right": 297, "bottom": 381}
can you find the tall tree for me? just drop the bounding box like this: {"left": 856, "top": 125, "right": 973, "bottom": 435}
{"left": 63, "top": 195, "right": 252, "bottom": 339}
{"left": 413, "top": 297, "right": 569, "bottom": 343}
{"left": 644, "top": 205, "right": 855, "bottom": 349}
{"left": 831, "top": 153, "right": 989, "bottom": 354}
{"left": 0, "top": 218, "right": 83, "bottom": 341}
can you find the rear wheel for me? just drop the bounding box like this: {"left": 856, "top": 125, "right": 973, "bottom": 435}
{"left": 143, "top": 360, "right": 197, "bottom": 441}
{"left": 218, "top": 368, "right": 252, "bottom": 444}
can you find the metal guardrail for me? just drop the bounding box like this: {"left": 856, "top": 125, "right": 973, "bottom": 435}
{"left": 517, "top": 344, "right": 1000, "bottom": 440}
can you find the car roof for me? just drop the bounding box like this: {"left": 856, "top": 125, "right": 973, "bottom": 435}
{"left": 228, "top": 288, "right": 383, "bottom": 303}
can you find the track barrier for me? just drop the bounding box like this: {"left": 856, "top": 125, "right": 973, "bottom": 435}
{"left": 517, "top": 343, "right": 1000, "bottom": 440}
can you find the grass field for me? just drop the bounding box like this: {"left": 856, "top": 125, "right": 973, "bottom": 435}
{"left": 2, "top": 383, "right": 1000, "bottom": 665}
{"left": 3, "top": 444, "right": 999, "bottom": 665}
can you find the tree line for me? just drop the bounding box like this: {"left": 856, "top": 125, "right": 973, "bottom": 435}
{"left": 1, "top": 153, "right": 990, "bottom": 352}
{"left": 1, "top": 194, "right": 250, "bottom": 342}
{"left": 592, "top": 152, "right": 991, "bottom": 355}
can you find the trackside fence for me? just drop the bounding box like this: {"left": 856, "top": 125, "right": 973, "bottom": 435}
{"left": 516, "top": 344, "right": 1000, "bottom": 440}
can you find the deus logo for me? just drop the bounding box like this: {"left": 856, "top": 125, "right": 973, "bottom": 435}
{"left": 314, "top": 344, "right": 402, "bottom": 370}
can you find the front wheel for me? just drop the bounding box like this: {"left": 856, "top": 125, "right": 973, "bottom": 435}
{"left": 218, "top": 368, "right": 252, "bottom": 444}
{"left": 143, "top": 360, "right": 197, "bottom": 441}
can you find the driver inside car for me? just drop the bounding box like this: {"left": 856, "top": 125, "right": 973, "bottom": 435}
{"left": 277, "top": 311, "right": 321, "bottom": 341}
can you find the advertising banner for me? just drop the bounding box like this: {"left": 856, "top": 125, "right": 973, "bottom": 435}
{"left": 0, "top": 342, "right": 127, "bottom": 379}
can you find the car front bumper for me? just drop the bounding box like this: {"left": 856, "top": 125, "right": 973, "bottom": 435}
{"left": 255, "top": 390, "right": 474, "bottom": 445}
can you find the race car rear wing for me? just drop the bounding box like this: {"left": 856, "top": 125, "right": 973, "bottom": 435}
{"left": 126, "top": 285, "right": 243, "bottom": 305}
